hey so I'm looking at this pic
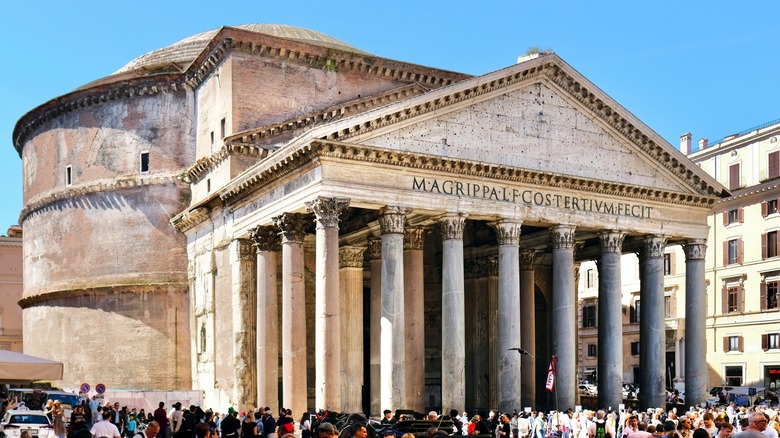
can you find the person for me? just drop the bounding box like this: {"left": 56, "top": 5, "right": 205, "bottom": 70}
{"left": 452, "top": 410, "right": 464, "bottom": 436}
{"left": 350, "top": 424, "right": 367, "bottom": 438}
{"left": 171, "top": 404, "right": 184, "bottom": 437}
{"left": 590, "top": 411, "right": 614, "bottom": 438}
{"left": 381, "top": 411, "right": 396, "bottom": 425}
{"left": 718, "top": 423, "right": 734, "bottom": 438}
{"left": 138, "top": 411, "right": 147, "bottom": 426}
{"left": 627, "top": 423, "right": 653, "bottom": 438}
{"left": 499, "top": 415, "right": 511, "bottom": 438}
{"left": 154, "top": 403, "right": 171, "bottom": 438}
{"left": 277, "top": 410, "right": 294, "bottom": 437}
{"left": 92, "top": 410, "right": 122, "bottom": 438}
{"left": 762, "top": 413, "right": 778, "bottom": 438}
{"left": 678, "top": 418, "right": 693, "bottom": 438}
{"left": 518, "top": 414, "right": 531, "bottom": 438}
{"left": 195, "top": 424, "right": 212, "bottom": 438}
{"left": 317, "top": 423, "right": 338, "bottom": 438}
{"left": 300, "top": 413, "right": 312, "bottom": 438}
{"left": 72, "top": 406, "right": 89, "bottom": 431}
{"left": 53, "top": 401, "right": 67, "bottom": 438}
{"left": 243, "top": 412, "right": 259, "bottom": 438}
{"left": 126, "top": 415, "right": 138, "bottom": 438}
{"left": 110, "top": 404, "right": 126, "bottom": 436}
{"left": 623, "top": 417, "right": 639, "bottom": 438}
{"left": 732, "top": 413, "right": 767, "bottom": 438}
{"left": 220, "top": 408, "right": 240, "bottom": 438}
{"left": 429, "top": 412, "right": 439, "bottom": 421}
{"left": 700, "top": 413, "right": 717, "bottom": 438}
{"left": 177, "top": 406, "right": 196, "bottom": 438}
{"left": 134, "top": 421, "right": 161, "bottom": 438}
{"left": 261, "top": 409, "right": 276, "bottom": 438}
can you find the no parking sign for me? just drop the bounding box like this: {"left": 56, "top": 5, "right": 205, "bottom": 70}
{"left": 95, "top": 383, "right": 106, "bottom": 394}
{"left": 80, "top": 383, "right": 91, "bottom": 394}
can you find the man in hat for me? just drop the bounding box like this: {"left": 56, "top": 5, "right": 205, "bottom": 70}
{"left": 381, "top": 410, "right": 396, "bottom": 425}
{"left": 220, "top": 408, "right": 239, "bottom": 438}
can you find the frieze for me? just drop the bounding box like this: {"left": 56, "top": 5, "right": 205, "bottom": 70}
{"left": 367, "top": 238, "right": 382, "bottom": 260}
{"left": 378, "top": 206, "right": 408, "bottom": 235}
{"left": 519, "top": 250, "right": 536, "bottom": 270}
{"left": 550, "top": 225, "right": 576, "bottom": 250}
{"left": 249, "top": 225, "right": 281, "bottom": 252}
{"left": 683, "top": 240, "right": 707, "bottom": 261}
{"left": 599, "top": 230, "right": 626, "bottom": 254}
{"left": 465, "top": 257, "right": 497, "bottom": 278}
{"left": 307, "top": 197, "right": 350, "bottom": 228}
{"left": 404, "top": 227, "right": 429, "bottom": 251}
{"left": 491, "top": 221, "right": 522, "bottom": 246}
{"left": 273, "top": 213, "right": 310, "bottom": 243}
{"left": 643, "top": 235, "right": 667, "bottom": 259}
{"left": 440, "top": 213, "right": 467, "bottom": 240}
{"left": 339, "top": 246, "right": 366, "bottom": 269}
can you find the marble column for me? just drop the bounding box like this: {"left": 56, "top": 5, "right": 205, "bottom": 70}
{"left": 550, "top": 225, "right": 577, "bottom": 411}
{"left": 597, "top": 230, "right": 626, "bottom": 411}
{"left": 379, "top": 206, "right": 408, "bottom": 411}
{"left": 249, "top": 225, "right": 281, "bottom": 412}
{"left": 404, "top": 227, "right": 428, "bottom": 412}
{"left": 441, "top": 213, "right": 467, "bottom": 411}
{"left": 639, "top": 235, "right": 667, "bottom": 410}
{"left": 273, "top": 213, "right": 309, "bottom": 417}
{"left": 368, "top": 238, "right": 382, "bottom": 416}
{"left": 230, "top": 238, "right": 258, "bottom": 409}
{"left": 684, "top": 239, "right": 708, "bottom": 407}
{"left": 488, "top": 258, "right": 499, "bottom": 410}
{"left": 339, "top": 245, "right": 366, "bottom": 413}
{"left": 307, "top": 197, "right": 350, "bottom": 410}
{"left": 519, "top": 250, "right": 536, "bottom": 409}
{"left": 492, "top": 221, "right": 522, "bottom": 413}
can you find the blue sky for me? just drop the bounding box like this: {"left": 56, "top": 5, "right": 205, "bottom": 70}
{"left": 2, "top": 1, "right": 779, "bottom": 233}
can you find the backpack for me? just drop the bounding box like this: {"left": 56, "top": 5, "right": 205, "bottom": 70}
{"left": 282, "top": 422, "right": 295, "bottom": 435}
{"left": 595, "top": 420, "right": 607, "bottom": 438}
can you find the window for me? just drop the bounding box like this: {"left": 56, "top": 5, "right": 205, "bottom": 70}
{"left": 631, "top": 341, "right": 640, "bottom": 356}
{"left": 726, "top": 286, "right": 742, "bottom": 313}
{"left": 724, "top": 208, "right": 743, "bottom": 226}
{"left": 724, "top": 336, "right": 743, "bottom": 353}
{"left": 65, "top": 165, "right": 72, "bottom": 186}
{"left": 725, "top": 365, "right": 743, "bottom": 386}
{"left": 664, "top": 253, "right": 675, "bottom": 275}
{"left": 587, "top": 344, "right": 597, "bottom": 358}
{"left": 140, "top": 151, "right": 150, "bottom": 174}
{"left": 582, "top": 304, "right": 596, "bottom": 328}
{"left": 764, "top": 231, "right": 780, "bottom": 259}
{"left": 210, "top": 131, "right": 214, "bottom": 146}
{"left": 729, "top": 163, "right": 741, "bottom": 190}
{"left": 763, "top": 333, "right": 780, "bottom": 350}
{"left": 764, "top": 199, "right": 779, "bottom": 217}
{"left": 722, "top": 280, "right": 744, "bottom": 314}
{"left": 762, "top": 279, "right": 780, "bottom": 310}
{"left": 664, "top": 295, "right": 673, "bottom": 318}
{"left": 630, "top": 300, "right": 640, "bottom": 324}
{"left": 769, "top": 151, "right": 780, "bottom": 180}
{"left": 586, "top": 269, "right": 596, "bottom": 288}
{"left": 724, "top": 238, "right": 742, "bottom": 265}
{"left": 220, "top": 118, "right": 226, "bottom": 138}
{"left": 206, "top": 179, "right": 211, "bottom": 193}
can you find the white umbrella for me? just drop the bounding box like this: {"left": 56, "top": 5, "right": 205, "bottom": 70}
{"left": 0, "top": 350, "right": 63, "bottom": 383}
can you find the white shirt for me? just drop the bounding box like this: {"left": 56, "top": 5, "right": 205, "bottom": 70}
{"left": 762, "top": 426, "right": 779, "bottom": 438}
{"left": 91, "top": 420, "right": 121, "bottom": 438}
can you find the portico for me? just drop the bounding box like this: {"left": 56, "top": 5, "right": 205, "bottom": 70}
{"left": 175, "top": 53, "right": 726, "bottom": 412}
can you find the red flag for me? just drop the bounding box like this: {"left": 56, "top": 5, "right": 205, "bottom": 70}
{"left": 545, "top": 355, "right": 557, "bottom": 392}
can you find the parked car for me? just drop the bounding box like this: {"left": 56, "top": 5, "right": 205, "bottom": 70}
{"left": 0, "top": 410, "right": 54, "bottom": 438}
{"left": 578, "top": 384, "right": 597, "bottom": 396}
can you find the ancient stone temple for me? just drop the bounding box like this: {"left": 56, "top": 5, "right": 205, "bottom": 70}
{"left": 13, "top": 24, "right": 727, "bottom": 413}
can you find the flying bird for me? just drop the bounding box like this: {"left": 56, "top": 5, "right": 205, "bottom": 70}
{"left": 508, "top": 348, "right": 534, "bottom": 358}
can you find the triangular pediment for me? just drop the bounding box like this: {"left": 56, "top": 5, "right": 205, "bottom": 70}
{"left": 288, "top": 54, "right": 726, "bottom": 199}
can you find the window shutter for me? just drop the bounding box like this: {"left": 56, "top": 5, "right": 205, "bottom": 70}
{"left": 763, "top": 334, "right": 769, "bottom": 350}
{"left": 764, "top": 201, "right": 769, "bottom": 217}
{"left": 722, "top": 285, "right": 728, "bottom": 314}
{"left": 738, "top": 238, "right": 744, "bottom": 264}
{"left": 724, "top": 336, "right": 730, "bottom": 352}
{"left": 739, "top": 286, "right": 745, "bottom": 313}
{"left": 670, "top": 252, "right": 676, "bottom": 275}
{"left": 738, "top": 336, "right": 744, "bottom": 352}
{"left": 723, "top": 241, "right": 729, "bottom": 266}
{"left": 770, "top": 151, "right": 780, "bottom": 179}
{"left": 763, "top": 233, "right": 768, "bottom": 260}
{"left": 730, "top": 164, "right": 741, "bottom": 190}
{"left": 761, "top": 280, "right": 768, "bottom": 311}
{"left": 723, "top": 212, "right": 729, "bottom": 227}
{"left": 739, "top": 208, "right": 744, "bottom": 223}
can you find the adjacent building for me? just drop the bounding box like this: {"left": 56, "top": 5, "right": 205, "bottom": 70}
{"left": 0, "top": 226, "right": 23, "bottom": 352}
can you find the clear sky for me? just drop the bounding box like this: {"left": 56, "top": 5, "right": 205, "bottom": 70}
{"left": 2, "top": 1, "right": 779, "bottom": 233}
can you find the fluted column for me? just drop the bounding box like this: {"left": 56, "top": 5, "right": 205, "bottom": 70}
{"left": 249, "top": 225, "right": 281, "bottom": 412}
{"left": 404, "top": 227, "right": 428, "bottom": 412}
{"left": 273, "top": 213, "right": 309, "bottom": 416}
{"left": 519, "top": 250, "right": 536, "bottom": 408}
{"left": 339, "top": 245, "right": 366, "bottom": 413}
{"left": 491, "top": 220, "right": 522, "bottom": 413}
{"left": 368, "top": 238, "right": 382, "bottom": 416}
{"left": 550, "top": 225, "right": 577, "bottom": 411}
{"left": 640, "top": 235, "right": 667, "bottom": 410}
{"left": 229, "top": 238, "right": 258, "bottom": 409}
{"left": 684, "top": 239, "right": 708, "bottom": 407}
{"left": 440, "top": 213, "right": 467, "bottom": 410}
{"left": 307, "top": 197, "right": 350, "bottom": 410}
{"left": 597, "top": 230, "right": 626, "bottom": 410}
{"left": 379, "top": 206, "right": 408, "bottom": 411}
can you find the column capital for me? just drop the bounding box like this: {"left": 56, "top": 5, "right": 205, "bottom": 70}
{"left": 404, "top": 227, "right": 429, "bottom": 251}
{"left": 599, "top": 230, "right": 626, "bottom": 254}
{"left": 232, "top": 238, "right": 256, "bottom": 260}
{"left": 339, "top": 246, "right": 366, "bottom": 268}
{"left": 439, "top": 213, "right": 468, "bottom": 240}
{"left": 683, "top": 239, "right": 707, "bottom": 261}
{"left": 519, "top": 250, "right": 536, "bottom": 270}
{"left": 550, "top": 224, "right": 576, "bottom": 250}
{"left": 307, "top": 197, "right": 350, "bottom": 228}
{"left": 490, "top": 220, "right": 522, "bottom": 246}
{"left": 367, "top": 237, "right": 382, "bottom": 260}
{"left": 643, "top": 235, "right": 668, "bottom": 259}
{"left": 273, "top": 213, "right": 310, "bottom": 243}
{"left": 378, "top": 206, "right": 409, "bottom": 235}
{"left": 249, "top": 225, "right": 281, "bottom": 252}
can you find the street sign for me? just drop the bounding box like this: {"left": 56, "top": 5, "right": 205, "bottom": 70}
{"left": 80, "top": 383, "right": 91, "bottom": 394}
{"left": 95, "top": 383, "right": 106, "bottom": 394}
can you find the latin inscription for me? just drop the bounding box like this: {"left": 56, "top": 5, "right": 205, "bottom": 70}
{"left": 412, "top": 177, "right": 653, "bottom": 219}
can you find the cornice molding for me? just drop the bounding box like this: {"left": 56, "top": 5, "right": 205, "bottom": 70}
{"left": 21, "top": 174, "right": 187, "bottom": 224}
{"left": 19, "top": 281, "right": 186, "bottom": 309}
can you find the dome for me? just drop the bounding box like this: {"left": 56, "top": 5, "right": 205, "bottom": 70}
{"left": 114, "top": 24, "right": 369, "bottom": 75}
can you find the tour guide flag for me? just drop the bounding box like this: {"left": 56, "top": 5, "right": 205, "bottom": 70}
{"left": 545, "top": 354, "right": 557, "bottom": 393}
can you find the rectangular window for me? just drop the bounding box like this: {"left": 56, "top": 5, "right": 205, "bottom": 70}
{"left": 763, "top": 333, "right": 780, "bottom": 350}
{"left": 582, "top": 305, "right": 596, "bottom": 328}
{"left": 727, "top": 239, "right": 739, "bottom": 265}
{"left": 630, "top": 300, "right": 640, "bottom": 323}
{"left": 664, "top": 295, "right": 672, "bottom": 318}
{"left": 769, "top": 151, "right": 780, "bottom": 180}
{"left": 767, "top": 281, "right": 779, "bottom": 310}
{"left": 724, "top": 335, "right": 743, "bottom": 353}
{"left": 65, "top": 165, "right": 72, "bottom": 186}
{"left": 728, "top": 287, "right": 740, "bottom": 313}
{"left": 766, "top": 199, "right": 779, "bottom": 216}
{"left": 586, "top": 269, "right": 596, "bottom": 288}
{"left": 220, "top": 118, "right": 226, "bottom": 139}
{"left": 140, "top": 151, "right": 150, "bottom": 174}
{"left": 729, "top": 163, "right": 741, "bottom": 190}
{"left": 727, "top": 209, "right": 740, "bottom": 225}
{"left": 630, "top": 341, "right": 640, "bottom": 356}
{"left": 766, "top": 231, "right": 780, "bottom": 259}
{"left": 725, "top": 365, "right": 743, "bottom": 386}
{"left": 587, "top": 344, "right": 597, "bottom": 358}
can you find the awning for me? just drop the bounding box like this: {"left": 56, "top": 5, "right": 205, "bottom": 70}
{"left": 0, "top": 350, "right": 63, "bottom": 383}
